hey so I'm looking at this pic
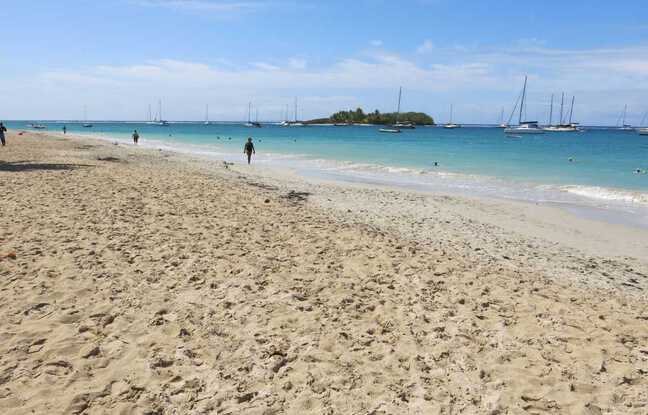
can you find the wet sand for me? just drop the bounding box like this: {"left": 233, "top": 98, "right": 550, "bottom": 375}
{"left": 1, "top": 131, "right": 647, "bottom": 414}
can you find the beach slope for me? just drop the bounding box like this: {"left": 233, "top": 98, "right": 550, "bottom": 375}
{"left": 1, "top": 132, "right": 647, "bottom": 414}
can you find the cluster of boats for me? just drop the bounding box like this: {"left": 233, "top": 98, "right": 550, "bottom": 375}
{"left": 503, "top": 77, "right": 647, "bottom": 135}
{"left": 376, "top": 78, "right": 647, "bottom": 135}
{"left": 24, "top": 88, "right": 648, "bottom": 135}
{"left": 503, "top": 77, "right": 577, "bottom": 135}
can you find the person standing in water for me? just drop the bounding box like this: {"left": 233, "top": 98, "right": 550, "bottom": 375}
{"left": 63, "top": 125, "right": 67, "bottom": 134}
{"left": 132, "top": 130, "right": 139, "bottom": 144}
{"left": 243, "top": 137, "right": 255, "bottom": 164}
{"left": 0, "top": 122, "right": 7, "bottom": 146}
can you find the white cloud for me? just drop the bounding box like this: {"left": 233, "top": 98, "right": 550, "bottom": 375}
{"left": 416, "top": 39, "right": 434, "bottom": 54}
{"left": 253, "top": 62, "right": 280, "bottom": 71}
{"left": 287, "top": 57, "right": 307, "bottom": 70}
{"left": 370, "top": 40, "right": 383, "bottom": 47}
{"left": 4, "top": 43, "right": 648, "bottom": 123}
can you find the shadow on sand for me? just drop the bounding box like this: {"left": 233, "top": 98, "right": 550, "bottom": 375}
{"left": 0, "top": 160, "right": 94, "bottom": 172}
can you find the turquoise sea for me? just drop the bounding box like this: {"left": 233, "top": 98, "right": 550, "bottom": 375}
{"left": 5, "top": 120, "right": 648, "bottom": 227}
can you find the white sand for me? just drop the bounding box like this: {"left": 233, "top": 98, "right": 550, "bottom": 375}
{"left": 1, "top": 131, "right": 647, "bottom": 414}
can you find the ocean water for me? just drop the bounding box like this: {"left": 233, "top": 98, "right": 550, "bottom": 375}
{"left": 6, "top": 120, "right": 648, "bottom": 227}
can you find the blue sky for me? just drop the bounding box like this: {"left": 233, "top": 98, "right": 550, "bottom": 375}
{"left": 1, "top": 0, "right": 648, "bottom": 124}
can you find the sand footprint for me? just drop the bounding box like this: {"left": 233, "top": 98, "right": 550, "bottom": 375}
{"left": 43, "top": 360, "right": 73, "bottom": 376}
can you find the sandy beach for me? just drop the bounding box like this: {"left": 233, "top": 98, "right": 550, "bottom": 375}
{"left": 1, "top": 130, "right": 647, "bottom": 414}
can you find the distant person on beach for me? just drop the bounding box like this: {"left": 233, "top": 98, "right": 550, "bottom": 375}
{"left": 62, "top": 126, "right": 67, "bottom": 134}
{"left": 0, "top": 122, "right": 7, "bottom": 146}
{"left": 243, "top": 137, "right": 255, "bottom": 164}
{"left": 132, "top": 130, "right": 139, "bottom": 144}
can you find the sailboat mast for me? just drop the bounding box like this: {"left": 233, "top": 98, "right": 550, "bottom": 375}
{"left": 519, "top": 76, "right": 527, "bottom": 125}
{"left": 396, "top": 87, "right": 402, "bottom": 123}
{"left": 549, "top": 94, "right": 554, "bottom": 126}
{"left": 622, "top": 104, "right": 627, "bottom": 125}
{"left": 294, "top": 97, "right": 298, "bottom": 122}
{"left": 159, "top": 100, "right": 163, "bottom": 121}
{"left": 568, "top": 96, "right": 575, "bottom": 124}
{"left": 148, "top": 104, "right": 152, "bottom": 122}
{"left": 559, "top": 93, "right": 564, "bottom": 125}
{"left": 450, "top": 104, "right": 453, "bottom": 124}
{"left": 248, "top": 102, "right": 252, "bottom": 123}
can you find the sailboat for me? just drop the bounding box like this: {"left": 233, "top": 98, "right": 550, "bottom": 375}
{"left": 379, "top": 87, "right": 402, "bottom": 133}
{"left": 288, "top": 98, "right": 304, "bottom": 127}
{"left": 279, "top": 104, "right": 290, "bottom": 126}
{"left": 82, "top": 105, "right": 93, "bottom": 128}
{"left": 146, "top": 104, "right": 156, "bottom": 125}
{"left": 498, "top": 107, "right": 508, "bottom": 128}
{"left": 392, "top": 89, "right": 415, "bottom": 129}
{"left": 204, "top": 104, "right": 210, "bottom": 125}
{"left": 244, "top": 102, "right": 254, "bottom": 127}
{"left": 443, "top": 104, "right": 461, "bottom": 129}
{"left": 252, "top": 108, "right": 262, "bottom": 128}
{"left": 637, "top": 112, "right": 648, "bottom": 135}
{"left": 152, "top": 100, "right": 169, "bottom": 126}
{"left": 617, "top": 105, "right": 633, "bottom": 131}
{"left": 504, "top": 76, "right": 544, "bottom": 134}
{"left": 543, "top": 93, "right": 577, "bottom": 132}
{"left": 244, "top": 102, "right": 262, "bottom": 127}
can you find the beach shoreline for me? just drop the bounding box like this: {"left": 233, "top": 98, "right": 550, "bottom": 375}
{"left": 1, "top": 131, "right": 647, "bottom": 414}
{"left": 40, "top": 128, "right": 648, "bottom": 265}
{"left": 6, "top": 121, "right": 648, "bottom": 232}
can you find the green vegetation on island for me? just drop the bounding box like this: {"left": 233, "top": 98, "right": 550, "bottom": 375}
{"left": 305, "top": 108, "right": 435, "bottom": 125}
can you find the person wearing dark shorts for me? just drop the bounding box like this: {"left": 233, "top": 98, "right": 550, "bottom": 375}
{"left": 0, "top": 122, "right": 7, "bottom": 146}
{"left": 243, "top": 137, "right": 255, "bottom": 164}
{"left": 132, "top": 130, "right": 139, "bottom": 144}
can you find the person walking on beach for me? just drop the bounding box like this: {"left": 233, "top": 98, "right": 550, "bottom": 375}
{"left": 243, "top": 137, "right": 255, "bottom": 164}
{"left": 0, "top": 122, "right": 7, "bottom": 146}
{"left": 132, "top": 130, "right": 139, "bottom": 144}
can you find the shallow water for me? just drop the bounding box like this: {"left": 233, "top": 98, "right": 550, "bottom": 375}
{"left": 7, "top": 120, "right": 648, "bottom": 227}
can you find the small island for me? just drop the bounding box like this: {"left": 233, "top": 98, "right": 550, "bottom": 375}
{"left": 305, "top": 108, "right": 435, "bottom": 126}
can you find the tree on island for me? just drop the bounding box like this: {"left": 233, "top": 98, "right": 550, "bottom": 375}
{"left": 306, "top": 108, "right": 434, "bottom": 125}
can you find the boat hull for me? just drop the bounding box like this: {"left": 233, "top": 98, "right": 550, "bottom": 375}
{"left": 542, "top": 127, "right": 578, "bottom": 132}
{"left": 504, "top": 127, "right": 544, "bottom": 134}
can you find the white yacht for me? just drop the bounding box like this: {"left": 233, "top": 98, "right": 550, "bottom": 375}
{"left": 394, "top": 121, "right": 415, "bottom": 129}
{"left": 82, "top": 105, "right": 93, "bottom": 128}
{"left": 204, "top": 104, "right": 210, "bottom": 125}
{"left": 379, "top": 87, "right": 403, "bottom": 134}
{"left": 617, "top": 105, "right": 633, "bottom": 131}
{"left": 151, "top": 100, "right": 169, "bottom": 126}
{"left": 504, "top": 76, "right": 544, "bottom": 135}
{"left": 634, "top": 112, "right": 647, "bottom": 135}
{"left": 443, "top": 104, "right": 461, "bottom": 128}
{"left": 498, "top": 107, "right": 508, "bottom": 128}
